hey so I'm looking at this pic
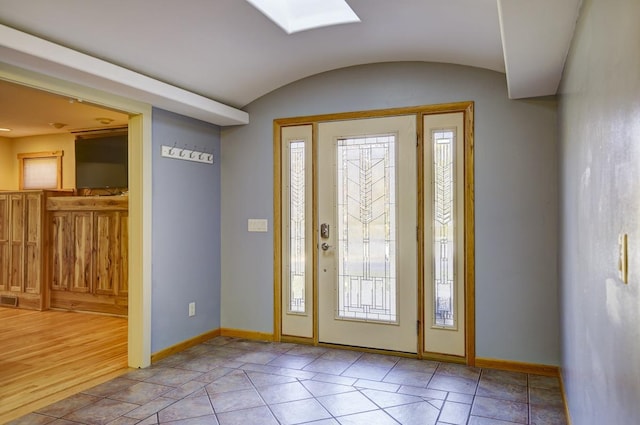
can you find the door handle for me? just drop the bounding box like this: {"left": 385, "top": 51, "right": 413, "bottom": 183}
{"left": 321, "top": 242, "right": 332, "bottom": 251}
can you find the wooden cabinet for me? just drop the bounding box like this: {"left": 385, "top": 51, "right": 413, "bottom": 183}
{"left": 48, "top": 196, "right": 128, "bottom": 316}
{"left": 0, "top": 191, "right": 46, "bottom": 310}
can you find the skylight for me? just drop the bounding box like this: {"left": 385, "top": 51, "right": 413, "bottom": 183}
{"left": 246, "top": 0, "right": 361, "bottom": 34}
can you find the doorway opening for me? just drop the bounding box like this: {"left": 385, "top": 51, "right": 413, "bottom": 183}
{"left": 0, "top": 69, "right": 151, "bottom": 419}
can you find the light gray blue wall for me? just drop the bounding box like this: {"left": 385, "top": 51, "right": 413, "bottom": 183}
{"left": 559, "top": 0, "right": 640, "bottom": 423}
{"left": 221, "top": 62, "right": 559, "bottom": 365}
{"left": 151, "top": 108, "right": 221, "bottom": 352}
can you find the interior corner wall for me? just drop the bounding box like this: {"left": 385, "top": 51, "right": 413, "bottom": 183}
{"left": 221, "top": 62, "right": 559, "bottom": 365}
{"left": 151, "top": 107, "right": 221, "bottom": 353}
{"left": 558, "top": 0, "right": 640, "bottom": 423}
{"left": 0, "top": 136, "right": 12, "bottom": 189}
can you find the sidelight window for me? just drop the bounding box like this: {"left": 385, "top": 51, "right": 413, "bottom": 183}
{"left": 287, "top": 140, "right": 306, "bottom": 313}
{"left": 432, "top": 130, "right": 456, "bottom": 328}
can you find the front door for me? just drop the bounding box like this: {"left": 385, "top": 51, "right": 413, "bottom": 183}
{"left": 317, "top": 115, "right": 417, "bottom": 353}
{"left": 277, "top": 103, "right": 473, "bottom": 361}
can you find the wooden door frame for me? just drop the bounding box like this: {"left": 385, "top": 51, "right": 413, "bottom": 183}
{"left": 0, "top": 65, "right": 153, "bottom": 368}
{"left": 273, "top": 102, "right": 475, "bottom": 364}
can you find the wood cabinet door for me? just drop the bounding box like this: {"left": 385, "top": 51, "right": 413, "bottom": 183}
{"left": 23, "top": 193, "right": 42, "bottom": 294}
{"left": 94, "top": 211, "right": 120, "bottom": 295}
{"left": 9, "top": 194, "right": 24, "bottom": 292}
{"left": 51, "top": 211, "right": 93, "bottom": 293}
{"left": 72, "top": 212, "right": 93, "bottom": 293}
{"left": 51, "top": 211, "right": 73, "bottom": 291}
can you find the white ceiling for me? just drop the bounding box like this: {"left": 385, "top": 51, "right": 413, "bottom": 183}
{"left": 0, "top": 79, "right": 128, "bottom": 138}
{"left": 0, "top": 0, "right": 581, "bottom": 135}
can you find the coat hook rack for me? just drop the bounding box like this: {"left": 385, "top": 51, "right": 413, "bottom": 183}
{"left": 161, "top": 144, "right": 214, "bottom": 164}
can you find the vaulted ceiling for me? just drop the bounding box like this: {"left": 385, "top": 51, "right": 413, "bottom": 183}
{"left": 0, "top": 0, "right": 581, "bottom": 133}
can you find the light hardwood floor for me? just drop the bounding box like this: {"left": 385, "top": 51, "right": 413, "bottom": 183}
{"left": 0, "top": 308, "right": 129, "bottom": 423}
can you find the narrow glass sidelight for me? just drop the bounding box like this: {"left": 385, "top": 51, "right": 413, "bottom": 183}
{"left": 432, "top": 129, "right": 456, "bottom": 328}
{"left": 336, "top": 134, "right": 397, "bottom": 323}
{"left": 281, "top": 124, "right": 313, "bottom": 338}
{"left": 288, "top": 140, "right": 306, "bottom": 313}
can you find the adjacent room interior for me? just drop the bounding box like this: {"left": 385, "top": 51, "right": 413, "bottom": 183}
{"left": 0, "top": 80, "right": 131, "bottom": 417}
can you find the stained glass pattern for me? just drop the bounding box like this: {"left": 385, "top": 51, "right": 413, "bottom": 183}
{"left": 433, "top": 130, "right": 455, "bottom": 327}
{"left": 289, "top": 141, "right": 306, "bottom": 313}
{"left": 336, "top": 135, "right": 397, "bottom": 323}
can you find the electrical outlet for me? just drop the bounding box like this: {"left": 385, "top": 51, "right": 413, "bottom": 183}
{"left": 189, "top": 302, "right": 196, "bottom": 317}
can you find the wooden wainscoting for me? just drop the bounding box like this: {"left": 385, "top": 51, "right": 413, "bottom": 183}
{"left": 0, "top": 308, "right": 129, "bottom": 423}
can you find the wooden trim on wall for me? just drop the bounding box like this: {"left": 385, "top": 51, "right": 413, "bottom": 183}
{"left": 220, "top": 328, "right": 275, "bottom": 341}
{"left": 151, "top": 328, "right": 278, "bottom": 365}
{"left": 559, "top": 368, "right": 574, "bottom": 425}
{"left": 273, "top": 121, "right": 283, "bottom": 342}
{"left": 274, "top": 103, "right": 472, "bottom": 125}
{"left": 311, "top": 122, "right": 319, "bottom": 345}
{"left": 475, "top": 358, "right": 560, "bottom": 377}
{"left": 150, "top": 328, "right": 221, "bottom": 363}
{"left": 17, "top": 150, "right": 63, "bottom": 159}
{"left": 416, "top": 112, "right": 425, "bottom": 356}
{"left": 463, "top": 102, "right": 476, "bottom": 366}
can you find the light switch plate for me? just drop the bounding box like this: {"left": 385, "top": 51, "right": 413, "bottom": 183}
{"left": 248, "top": 219, "right": 268, "bottom": 232}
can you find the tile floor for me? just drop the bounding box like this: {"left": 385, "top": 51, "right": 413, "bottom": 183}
{"left": 10, "top": 337, "right": 567, "bottom": 425}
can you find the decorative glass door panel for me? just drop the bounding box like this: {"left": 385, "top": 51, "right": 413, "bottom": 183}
{"left": 433, "top": 130, "right": 456, "bottom": 328}
{"left": 318, "top": 115, "right": 417, "bottom": 353}
{"left": 336, "top": 135, "right": 397, "bottom": 323}
{"left": 289, "top": 140, "right": 306, "bottom": 314}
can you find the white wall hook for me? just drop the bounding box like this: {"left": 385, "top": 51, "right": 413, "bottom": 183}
{"left": 161, "top": 145, "right": 214, "bottom": 164}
